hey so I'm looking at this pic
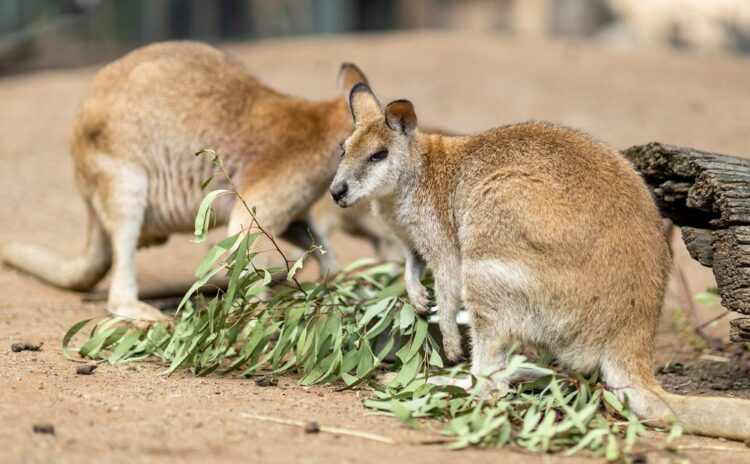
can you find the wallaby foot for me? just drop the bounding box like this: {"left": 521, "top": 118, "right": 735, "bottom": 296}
{"left": 442, "top": 335, "right": 465, "bottom": 365}
{"left": 108, "top": 299, "right": 172, "bottom": 322}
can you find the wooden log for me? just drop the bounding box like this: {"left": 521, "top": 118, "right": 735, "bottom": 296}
{"left": 712, "top": 227, "right": 750, "bottom": 316}
{"left": 624, "top": 142, "right": 750, "bottom": 227}
{"left": 623, "top": 143, "right": 750, "bottom": 325}
{"left": 680, "top": 227, "right": 714, "bottom": 267}
{"left": 729, "top": 318, "right": 750, "bottom": 343}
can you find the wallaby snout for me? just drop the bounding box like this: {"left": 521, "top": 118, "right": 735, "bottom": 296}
{"left": 330, "top": 181, "right": 349, "bottom": 206}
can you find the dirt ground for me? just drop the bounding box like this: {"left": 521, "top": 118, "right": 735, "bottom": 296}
{"left": 2, "top": 32, "right": 750, "bottom": 463}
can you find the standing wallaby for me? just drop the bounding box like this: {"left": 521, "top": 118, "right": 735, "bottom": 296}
{"left": 2, "top": 42, "right": 368, "bottom": 322}
{"left": 330, "top": 83, "right": 750, "bottom": 441}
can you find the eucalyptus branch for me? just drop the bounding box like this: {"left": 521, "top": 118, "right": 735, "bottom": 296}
{"left": 198, "top": 149, "right": 308, "bottom": 297}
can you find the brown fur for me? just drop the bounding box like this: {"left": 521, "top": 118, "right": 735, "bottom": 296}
{"left": 332, "top": 84, "right": 750, "bottom": 441}
{"left": 2, "top": 41, "right": 368, "bottom": 321}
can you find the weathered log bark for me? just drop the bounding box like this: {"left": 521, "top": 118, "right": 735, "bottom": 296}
{"left": 623, "top": 143, "right": 750, "bottom": 341}
{"left": 730, "top": 318, "right": 750, "bottom": 343}
{"left": 680, "top": 227, "right": 714, "bottom": 267}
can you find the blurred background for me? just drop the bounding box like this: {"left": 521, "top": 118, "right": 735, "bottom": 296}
{"left": 2, "top": 0, "right": 750, "bottom": 74}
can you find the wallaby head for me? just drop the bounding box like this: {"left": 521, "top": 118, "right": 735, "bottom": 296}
{"left": 330, "top": 84, "right": 418, "bottom": 207}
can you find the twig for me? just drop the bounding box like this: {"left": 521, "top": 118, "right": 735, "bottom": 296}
{"left": 696, "top": 311, "right": 729, "bottom": 331}
{"left": 238, "top": 413, "right": 396, "bottom": 444}
{"left": 674, "top": 262, "right": 721, "bottom": 352}
{"left": 202, "top": 149, "right": 308, "bottom": 297}
{"left": 673, "top": 444, "right": 750, "bottom": 453}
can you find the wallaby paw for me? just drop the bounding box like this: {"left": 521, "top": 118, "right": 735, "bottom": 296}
{"left": 108, "top": 300, "right": 172, "bottom": 324}
{"left": 443, "top": 342, "right": 465, "bottom": 365}
{"left": 408, "top": 285, "right": 432, "bottom": 315}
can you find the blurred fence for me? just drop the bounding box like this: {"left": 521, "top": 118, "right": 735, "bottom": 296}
{"left": 1, "top": 0, "right": 748, "bottom": 74}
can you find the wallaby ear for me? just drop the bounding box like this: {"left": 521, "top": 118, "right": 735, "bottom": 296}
{"left": 385, "top": 100, "right": 417, "bottom": 135}
{"left": 349, "top": 83, "right": 382, "bottom": 125}
{"left": 337, "top": 62, "right": 369, "bottom": 96}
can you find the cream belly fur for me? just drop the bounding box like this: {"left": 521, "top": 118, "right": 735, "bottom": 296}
{"left": 331, "top": 83, "right": 750, "bottom": 441}
{"left": 2, "top": 41, "right": 370, "bottom": 321}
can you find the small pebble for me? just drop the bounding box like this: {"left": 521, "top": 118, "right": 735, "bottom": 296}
{"left": 627, "top": 453, "right": 647, "bottom": 463}
{"left": 254, "top": 376, "right": 278, "bottom": 387}
{"left": 76, "top": 364, "right": 97, "bottom": 375}
{"left": 304, "top": 421, "right": 320, "bottom": 434}
{"left": 11, "top": 343, "right": 42, "bottom": 353}
{"left": 32, "top": 424, "right": 55, "bottom": 435}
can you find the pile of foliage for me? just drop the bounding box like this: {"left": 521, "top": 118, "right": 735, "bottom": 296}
{"left": 64, "top": 155, "right": 678, "bottom": 460}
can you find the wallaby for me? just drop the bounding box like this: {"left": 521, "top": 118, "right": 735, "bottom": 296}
{"left": 330, "top": 83, "right": 750, "bottom": 441}
{"left": 2, "top": 41, "right": 368, "bottom": 322}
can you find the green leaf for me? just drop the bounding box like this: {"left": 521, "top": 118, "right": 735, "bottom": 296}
{"left": 358, "top": 298, "right": 394, "bottom": 329}
{"left": 392, "top": 352, "right": 421, "bottom": 387}
{"left": 62, "top": 318, "right": 93, "bottom": 359}
{"left": 407, "top": 317, "right": 428, "bottom": 359}
{"left": 390, "top": 400, "right": 419, "bottom": 429}
{"left": 399, "top": 304, "right": 416, "bottom": 331}
{"left": 108, "top": 330, "right": 143, "bottom": 363}
{"left": 193, "top": 189, "right": 230, "bottom": 243}
{"left": 375, "top": 282, "right": 406, "bottom": 299}
{"left": 667, "top": 420, "right": 683, "bottom": 444}
{"left": 605, "top": 433, "right": 619, "bottom": 461}
{"left": 429, "top": 346, "right": 444, "bottom": 368}
{"left": 602, "top": 389, "right": 624, "bottom": 414}
{"left": 195, "top": 232, "right": 242, "bottom": 278}
{"left": 287, "top": 253, "right": 306, "bottom": 282}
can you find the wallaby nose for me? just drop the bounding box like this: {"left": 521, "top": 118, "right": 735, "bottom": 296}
{"left": 330, "top": 181, "right": 349, "bottom": 203}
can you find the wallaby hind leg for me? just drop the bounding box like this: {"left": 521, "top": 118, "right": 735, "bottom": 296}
{"left": 600, "top": 353, "right": 670, "bottom": 422}
{"left": 95, "top": 161, "right": 170, "bottom": 322}
{"left": 468, "top": 316, "right": 512, "bottom": 395}
{"left": 2, "top": 202, "right": 112, "bottom": 291}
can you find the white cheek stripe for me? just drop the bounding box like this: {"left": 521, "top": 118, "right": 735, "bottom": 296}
{"left": 464, "top": 259, "right": 536, "bottom": 289}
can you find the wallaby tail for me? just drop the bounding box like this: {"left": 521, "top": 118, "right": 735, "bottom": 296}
{"left": 647, "top": 387, "right": 750, "bottom": 441}
{"left": 603, "top": 355, "right": 750, "bottom": 441}
{"left": 2, "top": 206, "right": 111, "bottom": 291}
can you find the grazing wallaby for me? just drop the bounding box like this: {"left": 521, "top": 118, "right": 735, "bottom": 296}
{"left": 2, "top": 41, "right": 368, "bottom": 322}
{"left": 330, "top": 83, "right": 750, "bottom": 441}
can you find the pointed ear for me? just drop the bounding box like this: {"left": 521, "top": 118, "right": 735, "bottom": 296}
{"left": 337, "top": 62, "right": 369, "bottom": 96}
{"left": 349, "top": 83, "right": 381, "bottom": 125}
{"left": 385, "top": 100, "right": 417, "bottom": 135}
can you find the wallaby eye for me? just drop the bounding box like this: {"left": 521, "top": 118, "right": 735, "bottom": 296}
{"left": 368, "top": 150, "right": 388, "bottom": 162}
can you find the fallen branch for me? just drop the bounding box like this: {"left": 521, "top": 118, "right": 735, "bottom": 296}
{"left": 238, "top": 413, "right": 397, "bottom": 445}
{"left": 673, "top": 444, "right": 750, "bottom": 453}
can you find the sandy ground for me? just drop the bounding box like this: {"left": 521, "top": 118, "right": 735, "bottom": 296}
{"left": 2, "top": 32, "right": 750, "bottom": 463}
